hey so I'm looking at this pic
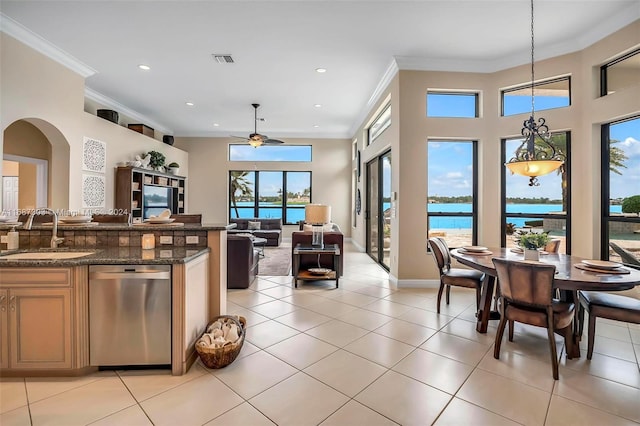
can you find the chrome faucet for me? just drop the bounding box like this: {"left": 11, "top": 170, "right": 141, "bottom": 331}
{"left": 24, "top": 208, "right": 65, "bottom": 248}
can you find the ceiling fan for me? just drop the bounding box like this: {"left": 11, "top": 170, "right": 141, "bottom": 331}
{"left": 232, "top": 103, "right": 284, "bottom": 148}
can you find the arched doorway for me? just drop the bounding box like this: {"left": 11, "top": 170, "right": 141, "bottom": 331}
{"left": 2, "top": 118, "right": 70, "bottom": 212}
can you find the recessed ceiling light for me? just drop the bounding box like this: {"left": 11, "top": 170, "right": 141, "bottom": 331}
{"left": 185, "top": 102, "right": 194, "bottom": 106}
{"left": 315, "top": 68, "right": 327, "bottom": 73}
{"left": 313, "top": 125, "right": 320, "bottom": 128}
{"left": 213, "top": 123, "right": 220, "bottom": 127}
{"left": 314, "top": 104, "right": 322, "bottom": 108}
{"left": 138, "top": 64, "right": 151, "bottom": 70}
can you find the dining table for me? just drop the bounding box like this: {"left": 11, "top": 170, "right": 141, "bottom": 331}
{"left": 450, "top": 247, "right": 640, "bottom": 358}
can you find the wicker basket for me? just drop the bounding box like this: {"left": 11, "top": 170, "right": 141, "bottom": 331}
{"left": 196, "top": 315, "right": 246, "bottom": 369}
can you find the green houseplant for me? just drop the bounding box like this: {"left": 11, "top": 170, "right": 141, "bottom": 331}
{"left": 167, "top": 162, "right": 180, "bottom": 175}
{"left": 147, "top": 151, "right": 166, "bottom": 170}
{"left": 517, "top": 230, "right": 550, "bottom": 261}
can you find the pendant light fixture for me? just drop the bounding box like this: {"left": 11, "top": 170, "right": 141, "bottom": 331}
{"left": 505, "top": 0, "right": 564, "bottom": 186}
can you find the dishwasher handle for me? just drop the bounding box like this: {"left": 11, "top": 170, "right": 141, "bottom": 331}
{"left": 90, "top": 270, "right": 171, "bottom": 280}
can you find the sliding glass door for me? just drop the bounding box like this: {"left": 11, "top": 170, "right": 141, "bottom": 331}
{"left": 366, "top": 150, "right": 391, "bottom": 269}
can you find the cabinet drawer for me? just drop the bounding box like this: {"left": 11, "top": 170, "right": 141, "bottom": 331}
{"left": 0, "top": 268, "right": 71, "bottom": 287}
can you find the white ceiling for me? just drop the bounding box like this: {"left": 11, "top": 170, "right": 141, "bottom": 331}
{"left": 1, "top": 1, "right": 638, "bottom": 140}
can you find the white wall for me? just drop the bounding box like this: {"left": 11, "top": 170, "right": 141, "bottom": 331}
{"left": 174, "top": 137, "right": 352, "bottom": 235}
{"left": 1, "top": 33, "right": 189, "bottom": 211}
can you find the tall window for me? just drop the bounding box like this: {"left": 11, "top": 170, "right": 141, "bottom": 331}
{"left": 502, "top": 132, "right": 571, "bottom": 252}
{"left": 427, "top": 92, "right": 479, "bottom": 118}
{"left": 427, "top": 140, "right": 478, "bottom": 248}
{"left": 502, "top": 76, "right": 570, "bottom": 116}
{"left": 600, "top": 49, "right": 640, "bottom": 97}
{"left": 601, "top": 116, "right": 640, "bottom": 262}
{"left": 229, "top": 171, "right": 311, "bottom": 224}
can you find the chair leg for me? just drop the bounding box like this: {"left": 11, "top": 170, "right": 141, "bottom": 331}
{"left": 546, "top": 312, "right": 559, "bottom": 380}
{"left": 436, "top": 282, "right": 445, "bottom": 314}
{"left": 560, "top": 324, "right": 574, "bottom": 360}
{"left": 577, "top": 303, "right": 585, "bottom": 337}
{"left": 508, "top": 320, "right": 514, "bottom": 341}
{"left": 587, "top": 313, "right": 597, "bottom": 360}
{"left": 445, "top": 285, "right": 451, "bottom": 305}
{"left": 494, "top": 316, "right": 508, "bottom": 360}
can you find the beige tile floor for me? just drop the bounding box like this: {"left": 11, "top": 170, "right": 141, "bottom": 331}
{"left": 2, "top": 242, "right": 640, "bottom": 425}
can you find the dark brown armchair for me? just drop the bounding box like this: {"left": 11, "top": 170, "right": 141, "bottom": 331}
{"left": 291, "top": 231, "right": 344, "bottom": 276}
{"left": 428, "top": 237, "right": 484, "bottom": 314}
{"left": 492, "top": 258, "right": 575, "bottom": 380}
{"left": 227, "top": 235, "right": 259, "bottom": 289}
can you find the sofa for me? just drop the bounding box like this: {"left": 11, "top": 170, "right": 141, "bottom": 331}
{"left": 227, "top": 235, "right": 260, "bottom": 289}
{"left": 228, "top": 218, "right": 282, "bottom": 246}
{"left": 291, "top": 231, "right": 344, "bottom": 276}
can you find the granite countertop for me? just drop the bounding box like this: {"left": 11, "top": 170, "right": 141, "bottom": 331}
{"left": 0, "top": 246, "right": 210, "bottom": 267}
{"left": 0, "top": 222, "right": 236, "bottom": 231}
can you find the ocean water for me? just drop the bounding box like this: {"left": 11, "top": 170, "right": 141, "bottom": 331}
{"left": 231, "top": 202, "right": 624, "bottom": 229}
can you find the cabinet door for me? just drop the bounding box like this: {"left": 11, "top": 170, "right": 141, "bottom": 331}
{"left": 0, "top": 289, "right": 8, "bottom": 369}
{"left": 9, "top": 288, "right": 72, "bottom": 369}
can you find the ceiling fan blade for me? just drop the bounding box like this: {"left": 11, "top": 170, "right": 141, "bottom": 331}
{"left": 230, "top": 135, "right": 249, "bottom": 140}
{"left": 263, "top": 138, "right": 284, "bottom": 144}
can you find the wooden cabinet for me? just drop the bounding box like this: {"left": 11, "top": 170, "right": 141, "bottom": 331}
{"left": 115, "top": 166, "right": 185, "bottom": 223}
{"left": 0, "top": 268, "right": 79, "bottom": 371}
{"left": 0, "top": 289, "right": 8, "bottom": 369}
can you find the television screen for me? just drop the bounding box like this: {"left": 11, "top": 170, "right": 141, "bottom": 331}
{"left": 143, "top": 186, "right": 172, "bottom": 218}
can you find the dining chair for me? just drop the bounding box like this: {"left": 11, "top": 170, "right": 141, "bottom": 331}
{"left": 427, "top": 237, "right": 484, "bottom": 314}
{"left": 492, "top": 258, "right": 575, "bottom": 380}
{"left": 609, "top": 241, "right": 640, "bottom": 266}
{"left": 578, "top": 291, "right": 640, "bottom": 359}
{"left": 545, "top": 238, "right": 561, "bottom": 253}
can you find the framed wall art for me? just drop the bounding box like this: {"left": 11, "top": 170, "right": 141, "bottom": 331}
{"left": 82, "top": 136, "right": 106, "bottom": 173}
{"left": 82, "top": 174, "right": 105, "bottom": 208}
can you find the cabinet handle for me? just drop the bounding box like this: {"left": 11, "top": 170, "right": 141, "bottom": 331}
{"left": 9, "top": 295, "right": 15, "bottom": 311}
{"left": 0, "top": 295, "right": 5, "bottom": 303}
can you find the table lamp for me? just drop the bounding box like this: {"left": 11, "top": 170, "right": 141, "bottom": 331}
{"left": 305, "top": 204, "right": 331, "bottom": 247}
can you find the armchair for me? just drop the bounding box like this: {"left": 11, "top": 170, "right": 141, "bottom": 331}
{"left": 227, "top": 235, "right": 259, "bottom": 289}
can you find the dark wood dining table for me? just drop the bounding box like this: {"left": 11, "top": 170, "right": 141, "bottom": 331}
{"left": 450, "top": 247, "right": 640, "bottom": 358}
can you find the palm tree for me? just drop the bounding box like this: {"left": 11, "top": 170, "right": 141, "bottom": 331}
{"left": 230, "top": 171, "right": 253, "bottom": 218}
{"left": 546, "top": 135, "right": 628, "bottom": 211}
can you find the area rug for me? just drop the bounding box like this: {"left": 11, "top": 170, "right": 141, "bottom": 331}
{"left": 258, "top": 243, "right": 292, "bottom": 276}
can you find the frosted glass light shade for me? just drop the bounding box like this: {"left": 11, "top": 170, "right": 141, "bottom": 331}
{"left": 505, "top": 160, "right": 563, "bottom": 177}
{"left": 305, "top": 204, "right": 331, "bottom": 224}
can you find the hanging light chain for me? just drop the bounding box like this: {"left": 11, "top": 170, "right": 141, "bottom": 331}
{"left": 530, "top": 0, "right": 535, "bottom": 120}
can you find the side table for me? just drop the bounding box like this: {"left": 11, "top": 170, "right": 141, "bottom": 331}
{"left": 292, "top": 243, "right": 341, "bottom": 288}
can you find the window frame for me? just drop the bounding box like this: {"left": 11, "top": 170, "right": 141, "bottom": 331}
{"left": 228, "top": 170, "right": 312, "bottom": 225}
{"left": 600, "top": 48, "right": 640, "bottom": 97}
{"left": 367, "top": 104, "right": 391, "bottom": 145}
{"left": 500, "top": 132, "right": 572, "bottom": 252}
{"left": 501, "top": 76, "right": 571, "bottom": 117}
{"left": 426, "top": 91, "right": 480, "bottom": 118}
{"left": 427, "top": 140, "right": 479, "bottom": 248}
{"left": 228, "top": 144, "right": 313, "bottom": 162}
{"left": 600, "top": 116, "right": 640, "bottom": 260}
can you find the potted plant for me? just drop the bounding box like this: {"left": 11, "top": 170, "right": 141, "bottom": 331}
{"left": 167, "top": 162, "right": 180, "bottom": 175}
{"left": 147, "top": 151, "right": 166, "bottom": 171}
{"left": 517, "top": 230, "right": 550, "bottom": 261}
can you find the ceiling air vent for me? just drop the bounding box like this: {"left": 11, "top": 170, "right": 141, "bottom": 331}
{"left": 212, "top": 54, "right": 234, "bottom": 64}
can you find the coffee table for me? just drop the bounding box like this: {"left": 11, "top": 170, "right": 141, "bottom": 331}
{"left": 252, "top": 237, "right": 267, "bottom": 257}
{"left": 292, "top": 243, "right": 341, "bottom": 288}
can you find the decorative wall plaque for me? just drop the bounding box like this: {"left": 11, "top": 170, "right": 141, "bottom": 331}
{"left": 82, "top": 137, "right": 106, "bottom": 173}
{"left": 82, "top": 174, "right": 105, "bottom": 208}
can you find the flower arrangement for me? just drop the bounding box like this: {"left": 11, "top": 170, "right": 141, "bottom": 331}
{"left": 517, "top": 230, "right": 550, "bottom": 250}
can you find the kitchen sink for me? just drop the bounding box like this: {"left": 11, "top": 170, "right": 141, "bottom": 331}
{"left": 1, "top": 251, "right": 95, "bottom": 260}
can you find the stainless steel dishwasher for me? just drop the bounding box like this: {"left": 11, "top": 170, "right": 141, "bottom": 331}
{"left": 89, "top": 265, "right": 171, "bottom": 366}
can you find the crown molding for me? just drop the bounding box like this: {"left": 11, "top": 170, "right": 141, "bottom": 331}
{"left": 174, "top": 130, "right": 350, "bottom": 139}
{"left": 349, "top": 59, "right": 399, "bottom": 137}
{"left": 85, "top": 87, "right": 172, "bottom": 135}
{"left": 0, "top": 12, "right": 96, "bottom": 78}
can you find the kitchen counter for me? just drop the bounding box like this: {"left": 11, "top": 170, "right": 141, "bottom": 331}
{"left": 0, "top": 246, "right": 210, "bottom": 266}
{"left": 0, "top": 222, "right": 236, "bottom": 231}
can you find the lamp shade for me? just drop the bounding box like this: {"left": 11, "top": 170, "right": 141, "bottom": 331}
{"left": 505, "top": 160, "right": 563, "bottom": 177}
{"left": 305, "top": 204, "right": 331, "bottom": 224}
